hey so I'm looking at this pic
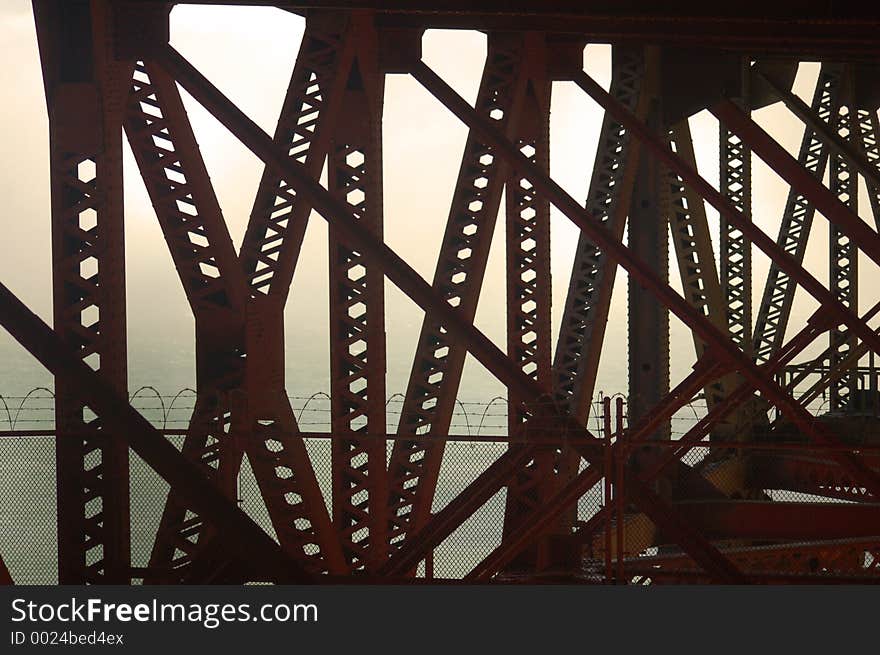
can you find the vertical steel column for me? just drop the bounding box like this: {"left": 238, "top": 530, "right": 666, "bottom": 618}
{"left": 828, "top": 72, "right": 859, "bottom": 412}
{"left": 385, "top": 34, "right": 529, "bottom": 552}
{"left": 35, "top": 0, "right": 131, "bottom": 584}
{"left": 752, "top": 65, "right": 843, "bottom": 363}
{"left": 627, "top": 56, "right": 669, "bottom": 438}
{"left": 327, "top": 16, "right": 388, "bottom": 571}
{"left": 719, "top": 60, "right": 753, "bottom": 352}
{"left": 501, "top": 36, "right": 553, "bottom": 569}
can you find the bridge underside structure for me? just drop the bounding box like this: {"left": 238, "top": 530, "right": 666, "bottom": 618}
{"left": 3, "top": 0, "right": 880, "bottom": 584}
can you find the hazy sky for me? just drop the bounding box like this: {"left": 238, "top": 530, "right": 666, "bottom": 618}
{"left": 1, "top": 1, "right": 878, "bottom": 404}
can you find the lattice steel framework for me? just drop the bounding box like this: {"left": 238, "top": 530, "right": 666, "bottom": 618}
{"left": 3, "top": 0, "right": 880, "bottom": 586}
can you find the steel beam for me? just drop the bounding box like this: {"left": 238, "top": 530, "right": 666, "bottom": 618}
{"left": 571, "top": 69, "right": 880, "bottom": 373}
{"left": 752, "top": 65, "right": 843, "bottom": 363}
{"left": 127, "top": 14, "right": 353, "bottom": 577}
{"left": 241, "top": 11, "right": 353, "bottom": 300}
{"left": 552, "top": 47, "right": 647, "bottom": 424}
{"left": 501, "top": 45, "right": 555, "bottom": 569}
{"left": 855, "top": 107, "right": 880, "bottom": 229}
{"left": 670, "top": 501, "right": 880, "bottom": 541}
{"left": 468, "top": 359, "right": 734, "bottom": 580}
{"left": 665, "top": 122, "right": 742, "bottom": 437}
{"left": 548, "top": 44, "right": 649, "bottom": 542}
{"left": 828, "top": 78, "right": 860, "bottom": 412}
{"left": 154, "top": 41, "right": 749, "bottom": 582}
{"left": 719, "top": 78, "right": 753, "bottom": 352}
{"left": 35, "top": 0, "right": 131, "bottom": 584}
{"left": 627, "top": 97, "right": 670, "bottom": 440}
{"left": 749, "top": 453, "right": 877, "bottom": 503}
{"left": 627, "top": 537, "right": 880, "bottom": 579}
{"left": 327, "top": 17, "right": 389, "bottom": 570}
{"left": 757, "top": 68, "right": 880, "bottom": 193}
{"left": 122, "top": 0, "right": 880, "bottom": 56}
{"left": 710, "top": 100, "right": 880, "bottom": 272}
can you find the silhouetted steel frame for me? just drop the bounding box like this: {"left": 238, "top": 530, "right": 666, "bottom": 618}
{"left": 412, "top": 60, "right": 880, "bottom": 487}
{"left": 154, "top": 42, "right": 755, "bottom": 582}
{"left": 139, "top": 35, "right": 880, "bottom": 581}
{"left": 17, "top": 2, "right": 880, "bottom": 575}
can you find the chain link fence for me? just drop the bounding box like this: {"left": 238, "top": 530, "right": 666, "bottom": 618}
{"left": 0, "top": 388, "right": 877, "bottom": 583}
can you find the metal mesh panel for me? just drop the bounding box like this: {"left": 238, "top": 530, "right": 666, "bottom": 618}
{"left": 2, "top": 389, "right": 879, "bottom": 583}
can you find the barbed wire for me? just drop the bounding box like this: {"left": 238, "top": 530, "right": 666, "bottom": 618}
{"left": 0, "top": 385, "right": 839, "bottom": 439}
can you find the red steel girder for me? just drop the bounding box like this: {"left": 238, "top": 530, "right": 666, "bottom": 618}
{"left": 501, "top": 38, "right": 555, "bottom": 569}
{"left": 627, "top": 96, "right": 670, "bottom": 438}
{"left": 749, "top": 452, "right": 878, "bottom": 503}
{"left": 124, "top": 62, "right": 247, "bottom": 319}
{"left": 468, "top": 358, "right": 731, "bottom": 580}
{"left": 35, "top": 0, "right": 131, "bottom": 584}
{"left": 327, "top": 16, "right": 389, "bottom": 571}
{"left": 752, "top": 65, "right": 843, "bottom": 364}
{"left": 152, "top": 42, "right": 580, "bottom": 580}
{"left": 757, "top": 67, "right": 880, "bottom": 194}
{"left": 710, "top": 99, "right": 880, "bottom": 272}
{"left": 719, "top": 84, "right": 753, "bottom": 351}
{"left": 386, "top": 33, "right": 531, "bottom": 554}
{"left": 239, "top": 389, "right": 348, "bottom": 575}
{"left": 152, "top": 42, "right": 551, "bottom": 463}
{"left": 0, "top": 281, "right": 312, "bottom": 583}
{"left": 571, "top": 69, "right": 880, "bottom": 404}
{"left": 241, "top": 10, "right": 353, "bottom": 300}
{"left": 666, "top": 121, "right": 738, "bottom": 426}
{"left": 669, "top": 501, "right": 880, "bottom": 541}
{"left": 146, "top": 392, "right": 242, "bottom": 581}
{"left": 854, "top": 107, "right": 880, "bottom": 228}
{"left": 123, "top": 1, "right": 880, "bottom": 56}
{"left": 546, "top": 45, "right": 649, "bottom": 545}
{"left": 627, "top": 537, "right": 880, "bottom": 582}
{"left": 827, "top": 79, "right": 860, "bottom": 412}
{"left": 406, "top": 360, "right": 738, "bottom": 581}
{"left": 576, "top": 72, "right": 880, "bottom": 359}
{"left": 379, "top": 444, "right": 539, "bottom": 577}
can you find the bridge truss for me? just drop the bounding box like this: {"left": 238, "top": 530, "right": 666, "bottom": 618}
{"left": 2, "top": 0, "right": 880, "bottom": 583}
